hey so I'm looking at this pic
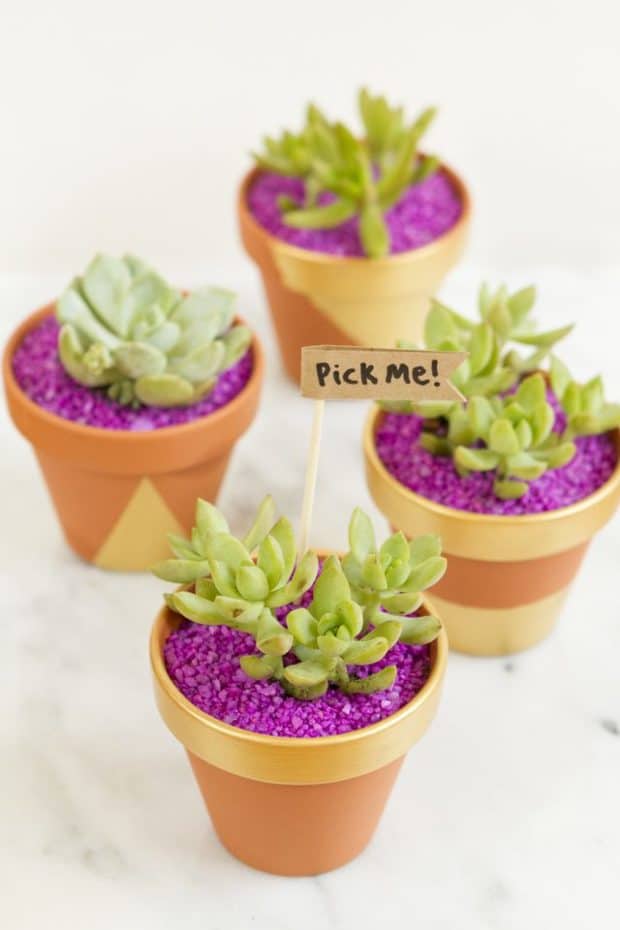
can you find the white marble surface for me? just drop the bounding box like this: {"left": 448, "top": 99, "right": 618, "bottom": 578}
{"left": 2, "top": 265, "right": 619, "bottom": 930}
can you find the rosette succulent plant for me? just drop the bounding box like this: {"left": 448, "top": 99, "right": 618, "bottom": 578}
{"left": 153, "top": 498, "right": 444, "bottom": 700}
{"left": 452, "top": 374, "right": 576, "bottom": 499}
{"left": 381, "top": 283, "right": 620, "bottom": 499}
{"left": 56, "top": 254, "right": 251, "bottom": 407}
{"left": 254, "top": 88, "right": 439, "bottom": 258}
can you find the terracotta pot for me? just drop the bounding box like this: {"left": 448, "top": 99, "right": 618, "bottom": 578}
{"left": 364, "top": 407, "right": 620, "bottom": 656}
{"left": 3, "top": 305, "right": 265, "bottom": 572}
{"left": 150, "top": 589, "right": 448, "bottom": 876}
{"left": 238, "top": 165, "right": 471, "bottom": 383}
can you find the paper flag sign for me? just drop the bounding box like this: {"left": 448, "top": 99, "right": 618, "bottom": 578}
{"left": 300, "top": 345, "right": 466, "bottom": 401}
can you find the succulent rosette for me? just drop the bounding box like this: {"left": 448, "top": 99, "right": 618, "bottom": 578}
{"left": 153, "top": 496, "right": 445, "bottom": 700}
{"left": 57, "top": 253, "right": 251, "bottom": 408}
{"left": 382, "top": 284, "right": 620, "bottom": 499}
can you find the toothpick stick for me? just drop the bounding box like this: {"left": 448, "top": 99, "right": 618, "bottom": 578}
{"left": 298, "top": 399, "right": 325, "bottom": 554}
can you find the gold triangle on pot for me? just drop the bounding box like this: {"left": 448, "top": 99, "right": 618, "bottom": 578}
{"left": 94, "top": 477, "right": 184, "bottom": 572}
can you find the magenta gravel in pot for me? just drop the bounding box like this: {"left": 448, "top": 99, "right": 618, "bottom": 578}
{"left": 248, "top": 170, "right": 462, "bottom": 258}
{"left": 12, "top": 317, "right": 253, "bottom": 431}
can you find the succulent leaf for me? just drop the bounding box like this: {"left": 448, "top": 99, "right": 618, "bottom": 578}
{"left": 404, "top": 556, "right": 447, "bottom": 592}
{"left": 399, "top": 614, "right": 442, "bottom": 645}
{"left": 283, "top": 659, "right": 331, "bottom": 688}
{"left": 310, "top": 555, "right": 351, "bottom": 619}
{"left": 408, "top": 534, "right": 442, "bottom": 564}
{"left": 342, "top": 636, "right": 390, "bottom": 666}
{"left": 455, "top": 447, "right": 500, "bottom": 472}
{"left": 257, "top": 535, "right": 286, "bottom": 590}
{"left": 365, "top": 620, "right": 402, "bottom": 649}
{"left": 151, "top": 559, "right": 211, "bottom": 584}
{"left": 240, "top": 654, "right": 283, "bottom": 680}
{"left": 286, "top": 608, "right": 318, "bottom": 645}
{"left": 348, "top": 507, "right": 377, "bottom": 563}
{"left": 206, "top": 535, "right": 252, "bottom": 572}
{"left": 359, "top": 203, "right": 390, "bottom": 258}
{"left": 196, "top": 498, "right": 229, "bottom": 538}
{"left": 266, "top": 551, "right": 319, "bottom": 607}
{"left": 488, "top": 419, "right": 520, "bottom": 456}
{"left": 58, "top": 324, "right": 117, "bottom": 387}
{"left": 170, "top": 591, "right": 230, "bottom": 626}
{"left": 236, "top": 564, "right": 270, "bottom": 602}
{"left": 257, "top": 610, "right": 294, "bottom": 656}
{"left": 493, "top": 479, "right": 529, "bottom": 499}
{"left": 268, "top": 518, "right": 297, "bottom": 584}
{"left": 344, "top": 666, "right": 397, "bottom": 694}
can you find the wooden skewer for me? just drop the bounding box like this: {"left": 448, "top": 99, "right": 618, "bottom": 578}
{"left": 297, "top": 399, "right": 325, "bottom": 554}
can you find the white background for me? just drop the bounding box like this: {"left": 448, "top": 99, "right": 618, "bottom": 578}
{"left": 2, "top": 3, "right": 620, "bottom": 929}
{"left": 2, "top": 0, "right": 620, "bottom": 276}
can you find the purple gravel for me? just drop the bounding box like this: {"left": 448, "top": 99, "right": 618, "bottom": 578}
{"left": 376, "top": 406, "right": 618, "bottom": 516}
{"left": 12, "top": 316, "right": 253, "bottom": 431}
{"left": 164, "top": 585, "right": 431, "bottom": 738}
{"left": 248, "top": 170, "right": 462, "bottom": 257}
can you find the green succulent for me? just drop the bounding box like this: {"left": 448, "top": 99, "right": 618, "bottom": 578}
{"left": 550, "top": 356, "right": 620, "bottom": 439}
{"left": 386, "top": 284, "right": 573, "bottom": 423}
{"left": 154, "top": 499, "right": 444, "bottom": 701}
{"left": 342, "top": 508, "right": 445, "bottom": 636}
{"left": 379, "top": 282, "right": 620, "bottom": 500}
{"left": 56, "top": 254, "right": 251, "bottom": 408}
{"left": 254, "top": 88, "right": 439, "bottom": 258}
{"left": 451, "top": 373, "right": 577, "bottom": 499}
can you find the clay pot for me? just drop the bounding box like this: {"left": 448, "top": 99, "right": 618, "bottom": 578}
{"left": 3, "top": 305, "right": 265, "bottom": 572}
{"left": 238, "top": 165, "right": 471, "bottom": 383}
{"left": 364, "top": 407, "right": 620, "bottom": 655}
{"left": 150, "top": 593, "right": 447, "bottom": 876}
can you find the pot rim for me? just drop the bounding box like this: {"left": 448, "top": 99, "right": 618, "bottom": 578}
{"left": 150, "top": 572, "right": 448, "bottom": 785}
{"left": 3, "top": 302, "right": 265, "bottom": 444}
{"left": 238, "top": 159, "right": 471, "bottom": 268}
{"left": 364, "top": 404, "right": 620, "bottom": 529}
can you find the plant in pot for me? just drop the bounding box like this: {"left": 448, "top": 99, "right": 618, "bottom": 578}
{"left": 150, "top": 496, "right": 448, "bottom": 876}
{"left": 364, "top": 284, "right": 620, "bottom": 655}
{"left": 3, "top": 254, "right": 264, "bottom": 571}
{"left": 239, "top": 88, "right": 470, "bottom": 382}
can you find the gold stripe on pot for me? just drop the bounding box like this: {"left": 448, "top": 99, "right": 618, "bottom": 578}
{"left": 150, "top": 591, "right": 448, "bottom": 787}
{"left": 364, "top": 407, "right": 620, "bottom": 563}
{"left": 430, "top": 587, "right": 570, "bottom": 657}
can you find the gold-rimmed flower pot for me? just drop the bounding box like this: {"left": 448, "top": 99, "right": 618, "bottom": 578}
{"left": 4, "top": 305, "right": 265, "bottom": 572}
{"left": 238, "top": 165, "right": 471, "bottom": 384}
{"left": 150, "top": 590, "right": 447, "bottom": 876}
{"left": 364, "top": 407, "right": 620, "bottom": 657}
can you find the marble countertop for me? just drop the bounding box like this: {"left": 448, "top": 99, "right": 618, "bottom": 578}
{"left": 2, "top": 265, "right": 619, "bottom": 930}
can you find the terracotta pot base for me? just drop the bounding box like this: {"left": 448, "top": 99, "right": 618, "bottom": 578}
{"left": 151, "top": 595, "right": 448, "bottom": 876}
{"left": 188, "top": 751, "right": 403, "bottom": 876}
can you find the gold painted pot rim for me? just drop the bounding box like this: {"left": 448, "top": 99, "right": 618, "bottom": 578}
{"left": 364, "top": 406, "right": 620, "bottom": 561}
{"left": 4, "top": 303, "right": 264, "bottom": 444}
{"left": 238, "top": 161, "right": 471, "bottom": 270}
{"left": 150, "top": 574, "right": 448, "bottom": 786}
{"left": 4, "top": 304, "right": 265, "bottom": 475}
